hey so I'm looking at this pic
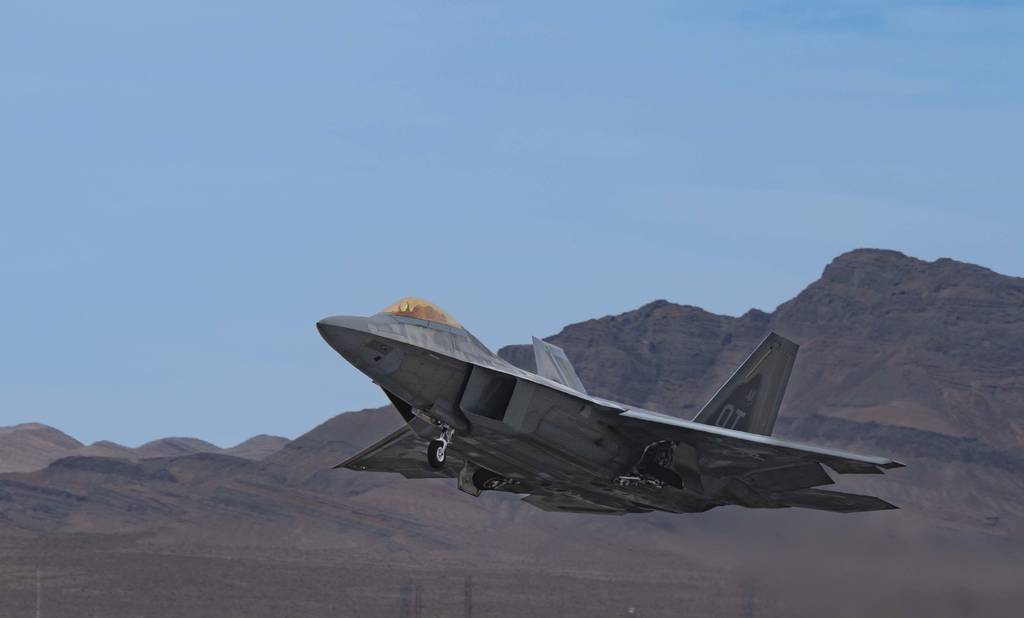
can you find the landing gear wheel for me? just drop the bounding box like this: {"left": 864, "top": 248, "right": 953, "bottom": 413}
{"left": 427, "top": 439, "right": 447, "bottom": 469}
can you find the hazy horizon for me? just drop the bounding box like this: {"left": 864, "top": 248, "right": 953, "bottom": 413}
{"left": 3, "top": 2, "right": 1023, "bottom": 445}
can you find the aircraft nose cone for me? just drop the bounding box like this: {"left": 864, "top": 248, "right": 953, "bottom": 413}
{"left": 316, "top": 314, "right": 369, "bottom": 332}
{"left": 316, "top": 315, "right": 373, "bottom": 356}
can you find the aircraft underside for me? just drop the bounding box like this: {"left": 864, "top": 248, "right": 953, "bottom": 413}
{"left": 342, "top": 392, "right": 898, "bottom": 516}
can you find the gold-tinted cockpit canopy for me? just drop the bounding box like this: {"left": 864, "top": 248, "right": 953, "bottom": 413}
{"left": 377, "top": 297, "right": 462, "bottom": 328}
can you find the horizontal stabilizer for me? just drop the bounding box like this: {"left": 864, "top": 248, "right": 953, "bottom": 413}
{"left": 745, "top": 462, "right": 834, "bottom": 493}
{"left": 532, "top": 337, "right": 587, "bottom": 393}
{"left": 776, "top": 488, "right": 898, "bottom": 513}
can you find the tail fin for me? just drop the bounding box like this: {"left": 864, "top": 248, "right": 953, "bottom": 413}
{"left": 532, "top": 337, "right": 587, "bottom": 394}
{"left": 692, "top": 332, "right": 798, "bottom": 436}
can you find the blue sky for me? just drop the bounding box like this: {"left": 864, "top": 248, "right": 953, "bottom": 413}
{"left": 2, "top": 2, "right": 1022, "bottom": 446}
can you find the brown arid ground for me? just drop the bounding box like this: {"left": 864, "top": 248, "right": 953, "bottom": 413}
{"left": 2, "top": 250, "right": 1024, "bottom": 617}
{"left": 1, "top": 509, "right": 1021, "bottom": 617}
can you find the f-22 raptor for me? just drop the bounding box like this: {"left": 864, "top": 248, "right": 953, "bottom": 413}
{"left": 317, "top": 298, "right": 902, "bottom": 515}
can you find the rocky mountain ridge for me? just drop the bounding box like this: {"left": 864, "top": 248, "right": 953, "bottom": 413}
{"left": 499, "top": 249, "right": 1024, "bottom": 450}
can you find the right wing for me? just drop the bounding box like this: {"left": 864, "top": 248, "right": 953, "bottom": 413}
{"left": 616, "top": 409, "right": 902, "bottom": 512}
{"left": 334, "top": 424, "right": 463, "bottom": 479}
{"left": 621, "top": 408, "right": 903, "bottom": 475}
{"left": 771, "top": 488, "right": 898, "bottom": 513}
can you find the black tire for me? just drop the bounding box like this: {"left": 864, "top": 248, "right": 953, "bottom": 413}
{"left": 427, "top": 439, "right": 446, "bottom": 469}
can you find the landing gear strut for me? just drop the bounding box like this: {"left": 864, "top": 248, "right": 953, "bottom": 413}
{"left": 427, "top": 426, "right": 454, "bottom": 469}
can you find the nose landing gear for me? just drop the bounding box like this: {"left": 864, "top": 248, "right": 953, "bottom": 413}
{"left": 427, "top": 426, "right": 455, "bottom": 469}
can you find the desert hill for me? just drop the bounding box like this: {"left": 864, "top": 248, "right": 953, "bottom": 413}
{"left": 0, "top": 423, "right": 82, "bottom": 474}
{"left": 226, "top": 434, "right": 292, "bottom": 460}
{"left": 0, "top": 424, "right": 289, "bottom": 473}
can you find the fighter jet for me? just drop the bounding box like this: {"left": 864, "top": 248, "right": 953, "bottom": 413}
{"left": 317, "top": 298, "right": 903, "bottom": 515}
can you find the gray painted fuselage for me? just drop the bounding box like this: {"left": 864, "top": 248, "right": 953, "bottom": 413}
{"left": 317, "top": 307, "right": 903, "bottom": 515}
{"left": 318, "top": 313, "right": 696, "bottom": 512}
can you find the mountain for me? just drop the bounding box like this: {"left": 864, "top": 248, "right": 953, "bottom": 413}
{"left": 0, "top": 425, "right": 290, "bottom": 473}
{"left": 225, "top": 434, "right": 291, "bottom": 460}
{"left": 0, "top": 423, "right": 82, "bottom": 474}
{"left": 1, "top": 249, "right": 1022, "bottom": 617}
{"left": 75, "top": 439, "right": 138, "bottom": 459}
{"left": 133, "top": 436, "right": 224, "bottom": 459}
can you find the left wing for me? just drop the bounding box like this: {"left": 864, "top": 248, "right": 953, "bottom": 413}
{"left": 334, "top": 424, "right": 463, "bottom": 479}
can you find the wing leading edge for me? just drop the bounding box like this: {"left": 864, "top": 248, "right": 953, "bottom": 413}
{"left": 334, "top": 425, "right": 462, "bottom": 479}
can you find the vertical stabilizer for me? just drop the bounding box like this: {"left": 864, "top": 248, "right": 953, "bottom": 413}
{"left": 692, "top": 332, "right": 798, "bottom": 435}
{"left": 532, "top": 337, "right": 587, "bottom": 394}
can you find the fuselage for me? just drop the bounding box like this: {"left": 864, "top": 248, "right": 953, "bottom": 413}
{"left": 316, "top": 306, "right": 712, "bottom": 512}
